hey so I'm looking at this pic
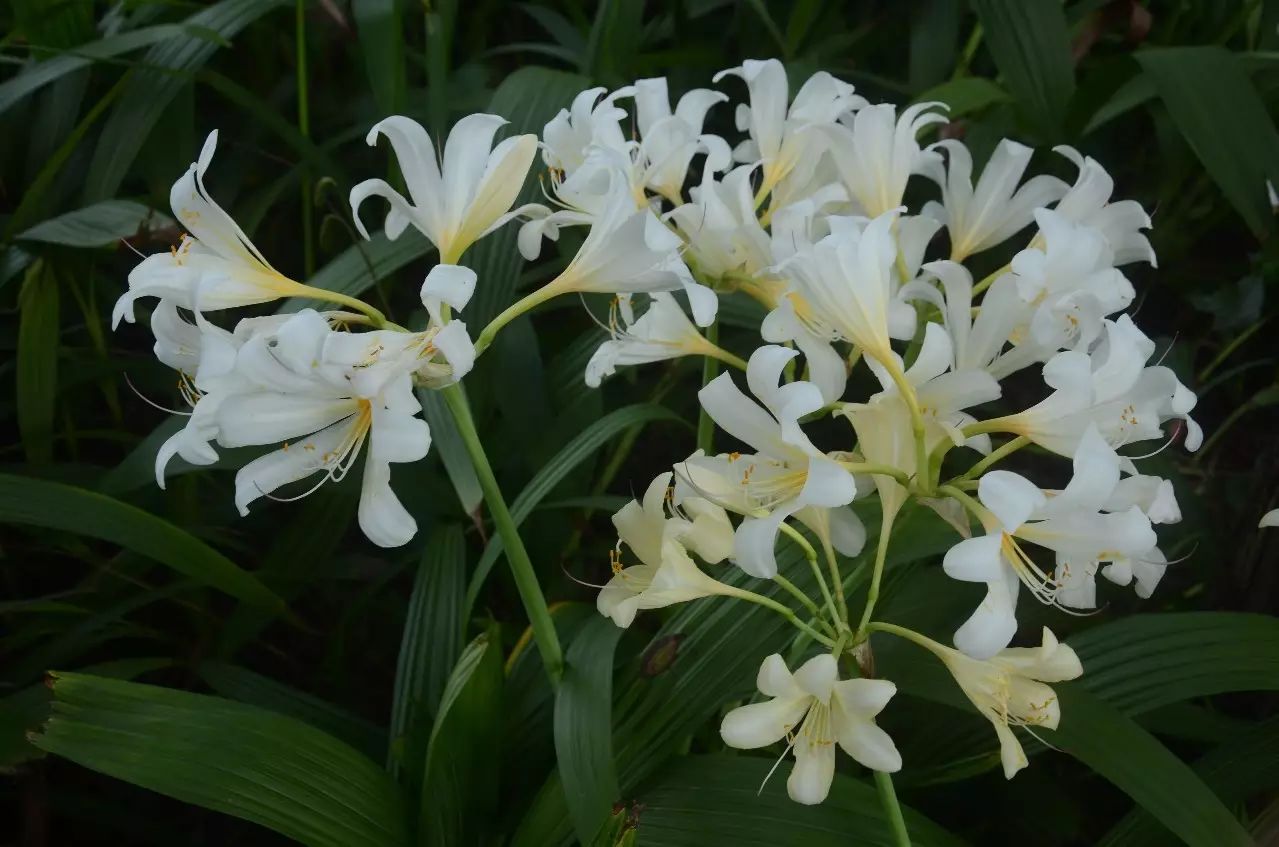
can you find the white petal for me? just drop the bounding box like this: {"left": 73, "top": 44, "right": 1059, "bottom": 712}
{"left": 216, "top": 393, "right": 356, "bottom": 447}
{"left": 793, "top": 653, "right": 839, "bottom": 701}
{"left": 733, "top": 499, "right": 802, "bottom": 579}
{"left": 719, "top": 696, "right": 811, "bottom": 749}
{"left": 420, "top": 264, "right": 477, "bottom": 323}
{"left": 233, "top": 418, "right": 351, "bottom": 515}
{"left": 358, "top": 457, "right": 417, "bottom": 547}
{"left": 953, "top": 577, "right": 1019, "bottom": 659}
{"left": 942, "top": 534, "right": 1005, "bottom": 583}
{"left": 979, "top": 471, "right": 1045, "bottom": 531}
{"left": 788, "top": 727, "right": 836, "bottom": 805}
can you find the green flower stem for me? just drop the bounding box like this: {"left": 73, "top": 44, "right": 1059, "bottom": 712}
{"left": 855, "top": 507, "right": 898, "bottom": 639}
{"left": 956, "top": 435, "right": 1030, "bottom": 482}
{"left": 474, "top": 281, "right": 564, "bottom": 355}
{"left": 441, "top": 383, "right": 564, "bottom": 685}
{"left": 697, "top": 320, "right": 721, "bottom": 453}
{"left": 773, "top": 574, "right": 830, "bottom": 632}
{"left": 780, "top": 523, "right": 845, "bottom": 631}
{"left": 836, "top": 460, "right": 912, "bottom": 487}
{"left": 821, "top": 535, "right": 850, "bottom": 624}
{"left": 874, "top": 770, "right": 912, "bottom": 847}
{"left": 292, "top": 283, "right": 401, "bottom": 329}
{"left": 937, "top": 484, "right": 987, "bottom": 525}
{"left": 730, "top": 586, "right": 835, "bottom": 648}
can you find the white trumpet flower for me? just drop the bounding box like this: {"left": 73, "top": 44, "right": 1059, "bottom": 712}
{"left": 824, "top": 102, "right": 947, "bottom": 218}
{"left": 541, "top": 180, "right": 717, "bottom": 325}
{"left": 113, "top": 131, "right": 310, "bottom": 328}
{"left": 596, "top": 473, "right": 739, "bottom": 627}
{"left": 942, "top": 427, "right": 1156, "bottom": 658}
{"left": 923, "top": 139, "right": 1067, "bottom": 261}
{"left": 778, "top": 211, "right": 907, "bottom": 365}
{"left": 215, "top": 310, "right": 430, "bottom": 548}
{"left": 350, "top": 114, "right": 538, "bottom": 264}
{"left": 585, "top": 293, "right": 730, "bottom": 387}
{"left": 720, "top": 653, "right": 901, "bottom": 805}
{"left": 632, "top": 76, "right": 732, "bottom": 203}
{"left": 896, "top": 626, "right": 1082, "bottom": 779}
{"left": 1053, "top": 145, "right": 1156, "bottom": 267}
{"left": 714, "top": 59, "right": 864, "bottom": 205}
{"left": 678, "top": 346, "right": 856, "bottom": 578}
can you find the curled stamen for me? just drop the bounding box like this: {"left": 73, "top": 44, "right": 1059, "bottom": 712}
{"left": 124, "top": 372, "right": 194, "bottom": 417}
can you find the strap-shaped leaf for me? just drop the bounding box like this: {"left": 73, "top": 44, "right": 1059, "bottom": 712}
{"left": 419, "top": 629, "right": 503, "bottom": 846}
{"left": 84, "top": 0, "right": 287, "bottom": 201}
{"left": 17, "top": 200, "right": 172, "bottom": 247}
{"left": 1137, "top": 46, "right": 1279, "bottom": 238}
{"left": 1044, "top": 686, "right": 1252, "bottom": 847}
{"left": 971, "top": 0, "right": 1075, "bottom": 137}
{"left": 556, "top": 616, "right": 623, "bottom": 843}
{"left": 198, "top": 662, "right": 386, "bottom": 760}
{"left": 1100, "top": 714, "right": 1279, "bottom": 847}
{"left": 352, "top": 0, "right": 405, "bottom": 116}
{"left": 33, "top": 673, "right": 408, "bottom": 847}
{"left": 389, "top": 525, "right": 466, "bottom": 784}
{"left": 16, "top": 261, "right": 58, "bottom": 463}
{"left": 632, "top": 755, "right": 964, "bottom": 847}
{"left": 0, "top": 474, "right": 287, "bottom": 614}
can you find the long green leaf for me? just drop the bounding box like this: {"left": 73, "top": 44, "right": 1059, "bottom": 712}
{"left": 1044, "top": 686, "right": 1252, "bottom": 847}
{"left": 84, "top": 0, "right": 287, "bottom": 201}
{"left": 352, "top": 0, "right": 405, "bottom": 116}
{"left": 0, "top": 474, "right": 287, "bottom": 613}
{"left": 970, "top": 0, "right": 1075, "bottom": 137}
{"left": 419, "top": 629, "right": 502, "bottom": 846}
{"left": 1137, "top": 46, "right": 1279, "bottom": 238}
{"left": 555, "top": 616, "right": 623, "bottom": 844}
{"left": 198, "top": 662, "right": 387, "bottom": 760}
{"left": 17, "top": 200, "right": 172, "bottom": 247}
{"left": 633, "top": 755, "right": 964, "bottom": 847}
{"left": 1100, "top": 715, "right": 1279, "bottom": 847}
{"left": 0, "top": 24, "right": 185, "bottom": 115}
{"left": 34, "top": 673, "right": 407, "bottom": 847}
{"left": 389, "top": 524, "right": 466, "bottom": 785}
{"left": 16, "top": 260, "right": 59, "bottom": 463}
{"left": 463, "top": 403, "right": 679, "bottom": 615}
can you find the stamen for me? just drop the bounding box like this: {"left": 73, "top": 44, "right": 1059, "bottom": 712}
{"left": 124, "top": 372, "right": 194, "bottom": 417}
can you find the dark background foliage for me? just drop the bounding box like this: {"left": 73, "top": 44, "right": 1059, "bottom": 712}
{"left": 1, "top": 1, "right": 1278, "bottom": 845}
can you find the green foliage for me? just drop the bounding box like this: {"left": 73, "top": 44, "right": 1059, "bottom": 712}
{"left": 3, "top": 1, "right": 1278, "bottom": 845}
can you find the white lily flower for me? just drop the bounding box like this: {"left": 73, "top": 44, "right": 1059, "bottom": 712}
{"left": 350, "top": 114, "right": 538, "bottom": 264}
{"left": 720, "top": 653, "right": 901, "bottom": 804}
{"left": 113, "top": 131, "right": 310, "bottom": 328}
{"left": 215, "top": 310, "right": 430, "bottom": 548}
{"left": 1261, "top": 510, "right": 1279, "bottom": 529}
{"left": 677, "top": 346, "right": 856, "bottom": 578}
{"left": 923, "top": 139, "right": 1067, "bottom": 261}
{"left": 543, "top": 179, "right": 717, "bottom": 325}
{"left": 632, "top": 76, "right": 732, "bottom": 204}
{"left": 666, "top": 165, "right": 775, "bottom": 280}
{"left": 988, "top": 317, "right": 1202, "bottom": 458}
{"left": 714, "top": 59, "right": 864, "bottom": 205}
{"left": 901, "top": 626, "right": 1082, "bottom": 778}
{"left": 942, "top": 427, "right": 1156, "bottom": 658}
{"left": 585, "top": 293, "right": 728, "bottom": 387}
{"left": 542, "top": 87, "right": 633, "bottom": 177}
{"left": 1052, "top": 145, "right": 1156, "bottom": 266}
{"left": 778, "top": 210, "right": 908, "bottom": 365}
{"left": 823, "top": 101, "right": 947, "bottom": 218}
{"left": 597, "top": 473, "right": 739, "bottom": 627}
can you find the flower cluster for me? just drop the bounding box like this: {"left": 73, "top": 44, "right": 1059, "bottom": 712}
{"left": 115, "top": 58, "right": 1201, "bottom": 804}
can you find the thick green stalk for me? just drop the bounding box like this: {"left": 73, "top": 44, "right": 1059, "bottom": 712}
{"left": 697, "top": 320, "right": 721, "bottom": 453}
{"left": 874, "top": 770, "right": 912, "bottom": 847}
{"left": 441, "top": 383, "right": 563, "bottom": 685}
